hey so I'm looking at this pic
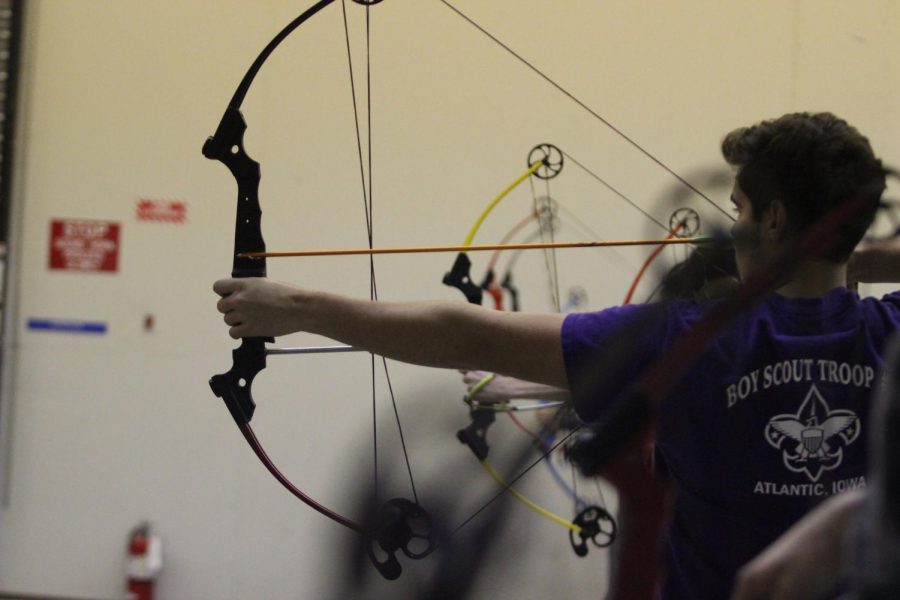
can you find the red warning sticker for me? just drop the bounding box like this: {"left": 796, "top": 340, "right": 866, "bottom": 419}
{"left": 49, "top": 219, "right": 120, "bottom": 273}
{"left": 136, "top": 198, "right": 187, "bottom": 223}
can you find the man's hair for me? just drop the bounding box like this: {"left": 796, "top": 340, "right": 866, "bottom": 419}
{"left": 658, "top": 243, "right": 738, "bottom": 301}
{"left": 721, "top": 112, "right": 885, "bottom": 261}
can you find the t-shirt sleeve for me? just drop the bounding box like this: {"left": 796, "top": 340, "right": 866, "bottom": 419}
{"left": 863, "top": 290, "right": 900, "bottom": 337}
{"left": 562, "top": 303, "right": 672, "bottom": 423}
{"left": 881, "top": 289, "right": 900, "bottom": 308}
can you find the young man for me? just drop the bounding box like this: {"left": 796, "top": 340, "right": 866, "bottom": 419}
{"left": 214, "top": 112, "right": 896, "bottom": 598}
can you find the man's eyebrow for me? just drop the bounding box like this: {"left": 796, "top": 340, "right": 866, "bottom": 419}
{"left": 729, "top": 194, "right": 737, "bottom": 204}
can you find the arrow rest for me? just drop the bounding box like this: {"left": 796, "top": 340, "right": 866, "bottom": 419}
{"left": 365, "top": 497, "right": 437, "bottom": 580}
{"left": 569, "top": 505, "right": 618, "bottom": 557}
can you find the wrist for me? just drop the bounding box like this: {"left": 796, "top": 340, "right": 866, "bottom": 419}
{"left": 298, "top": 289, "right": 334, "bottom": 336}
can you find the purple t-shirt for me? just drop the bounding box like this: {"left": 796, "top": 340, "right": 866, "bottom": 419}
{"left": 562, "top": 287, "right": 900, "bottom": 599}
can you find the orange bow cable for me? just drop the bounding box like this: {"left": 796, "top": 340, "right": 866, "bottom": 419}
{"left": 622, "top": 223, "right": 684, "bottom": 305}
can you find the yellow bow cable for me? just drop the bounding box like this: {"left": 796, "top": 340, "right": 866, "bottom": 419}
{"left": 462, "top": 160, "right": 544, "bottom": 247}
{"left": 465, "top": 372, "right": 496, "bottom": 398}
{"left": 480, "top": 459, "right": 581, "bottom": 533}
{"left": 464, "top": 373, "right": 582, "bottom": 533}
{"left": 456, "top": 154, "right": 584, "bottom": 533}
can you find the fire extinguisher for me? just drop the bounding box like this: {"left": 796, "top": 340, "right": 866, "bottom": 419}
{"left": 126, "top": 521, "right": 162, "bottom": 600}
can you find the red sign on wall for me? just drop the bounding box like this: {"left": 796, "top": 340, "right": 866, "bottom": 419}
{"left": 49, "top": 219, "right": 120, "bottom": 273}
{"left": 136, "top": 198, "right": 187, "bottom": 223}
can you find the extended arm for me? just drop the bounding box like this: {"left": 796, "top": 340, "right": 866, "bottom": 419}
{"left": 730, "top": 488, "right": 866, "bottom": 600}
{"left": 214, "top": 278, "right": 569, "bottom": 388}
{"left": 848, "top": 237, "right": 900, "bottom": 284}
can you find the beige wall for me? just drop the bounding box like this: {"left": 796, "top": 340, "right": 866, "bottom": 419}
{"left": 0, "top": 1, "right": 897, "bottom": 598}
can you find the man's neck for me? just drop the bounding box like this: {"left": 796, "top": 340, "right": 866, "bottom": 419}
{"left": 775, "top": 260, "right": 848, "bottom": 298}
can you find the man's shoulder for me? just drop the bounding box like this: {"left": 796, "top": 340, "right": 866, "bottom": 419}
{"left": 566, "top": 300, "right": 696, "bottom": 329}
{"left": 860, "top": 288, "right": 900, "bottom": 315}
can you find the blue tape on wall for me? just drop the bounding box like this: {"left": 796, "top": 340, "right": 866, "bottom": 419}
{"left": 27, "top": 318, "right": 107, "bottom": 335}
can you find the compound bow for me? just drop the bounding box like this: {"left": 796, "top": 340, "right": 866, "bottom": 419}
{"left": 203, "top": 0, "right": 435, "bottom": 581}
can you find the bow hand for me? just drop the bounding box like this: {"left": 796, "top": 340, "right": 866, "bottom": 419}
{"left": 214, "top": 277, "right": 306, "bottom": 339}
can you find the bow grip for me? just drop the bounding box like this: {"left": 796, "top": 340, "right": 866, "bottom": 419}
{"left": 443, "top": 252, "right": 483, "bottom": 305}
{"left": 456, "top": 408, "right": 495, "bottom": 461}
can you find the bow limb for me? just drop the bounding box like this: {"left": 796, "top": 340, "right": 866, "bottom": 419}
{"left": 463, "top": 160, "right": 544, "bottom": 247}
{"left": 204, "top": 0, "right": 363, "bottom": 533}
{"left": 495, "top": 168, "right": 694, "bottom": 590}
{"left": 622, "top": 224, "right": 684, "bottom": 305}
{"left": 470, "top": 191, "right": 594, "bottom": 514}
{"left": 239, "top": 424, "right": 363, "bottom": 532}
{"left": 489, "top": 146, "right": 694, "bottom": 311}
{"left": 454, "top": 193, "right": 620, "bottom": 544}
{"left": 456, "top": 404, "right": 590, "bottom": 535}
{"left": 483, "top": 210, "right": 542, "bottom": 309}
{"left": 444, "top": 146, "right": 558, "bottom": 304}
{"left": 460, "top": 372, "right": 585, "bottom": 531}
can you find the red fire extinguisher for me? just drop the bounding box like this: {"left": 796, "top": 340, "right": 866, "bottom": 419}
{"left": 126, "top": 521, "right": 162, "bottom": 600}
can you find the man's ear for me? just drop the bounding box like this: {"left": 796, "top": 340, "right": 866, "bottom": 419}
{"left": 763, "top": 200, "right": 790, "bottom": 241}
